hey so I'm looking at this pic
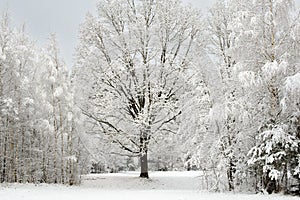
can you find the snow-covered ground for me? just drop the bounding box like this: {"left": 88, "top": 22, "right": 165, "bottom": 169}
{"left": 0, "top": 171, "right": 298, "bottom": 200}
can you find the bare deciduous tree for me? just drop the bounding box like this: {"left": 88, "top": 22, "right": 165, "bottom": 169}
{"left": 76, "top": 0, "right": 203, "bottom": 178}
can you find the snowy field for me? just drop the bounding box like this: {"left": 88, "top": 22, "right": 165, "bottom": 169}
{"left": 0, "top": 171, "right": 298, "bottom": 200}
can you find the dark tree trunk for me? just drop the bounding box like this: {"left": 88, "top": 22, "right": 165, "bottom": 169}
{"left": 227, "top": 160, "right": 235, "bottom": 191}
{"left": 1, "top": 135, "right": 7, "bottom": 183}
{"left": 264, "top": 170, "right": 277, "bottom": 194}
{"left": 139, "top": 129, "right": 149, "bottom": 178}
{"left": 139, "top": 151, "right": 149, "bottom": 178}
{"left": 282, "top": 163, "right": 288, "bottom": 193}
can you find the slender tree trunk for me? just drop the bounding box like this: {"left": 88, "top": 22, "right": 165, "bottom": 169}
{"left": 1, "top": 132, "right": 7, "bottom": 183}
{"left": 9, "top": 120, "right": 16, "bottom": 183}
{"left": 54, "top": 132, "right": 58, "bottom": 183}
{"left": 20, "top": 127, "right": 25, "bottom": 183}
{"left": 282, "top": 163, "right": 288, "bottom": 193}
{"left": 41, "top": 131, "right": 47, "bottom": 183}
{"left": 254, "top": 166, "right": 260, "bottom": 193}
{"left": 13, "top": 122, "right": 18, "bottom": 182}
{"left": 0, "top": 125, "right": 2, "bottom": 182}
{"left": 27, "top": 129, "right": 32, "bottom": 182}
{"left": 60, "top": 109, "right": 64, "bottom": 184}
{"left": 227, "top": 159, "right": 235, "bottom": 191}
{"left": 0, "top": 58, "right": 3, "bottom": 182}
{"left": 68, "top": 120, "right": 76, "bottom": 185}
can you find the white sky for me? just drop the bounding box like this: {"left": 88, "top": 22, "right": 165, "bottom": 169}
{"left": 0, "top": 0, "right": 215, "bottom": 67}
{"left": 0, "top": 0, "right": 299, "bottom": 67}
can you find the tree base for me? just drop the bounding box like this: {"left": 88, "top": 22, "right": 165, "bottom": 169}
{"left": 139, "top": 172, "right": 149, "bottom": 179}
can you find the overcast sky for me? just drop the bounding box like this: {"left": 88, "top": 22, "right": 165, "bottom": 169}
{"left": 0, "top": 0, "right": 299, "bottom": 67}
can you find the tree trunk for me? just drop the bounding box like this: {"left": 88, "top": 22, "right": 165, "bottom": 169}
{"left": 60, "top": 110, "right": 64, "bottom": 184}
{"left": 282, "top": 163, "right": 288, "bottom": 193}
{"left": 227, "top": 159, "right": 235, "bottom": 191}
{"left": 1, "top": 133, "right": 7, "bottom": 183}
{"left": 139, "top": 151, "right": 149, "bottom": 178}
{"left": 139, "top": 129, "right": 149, "bottom": 179}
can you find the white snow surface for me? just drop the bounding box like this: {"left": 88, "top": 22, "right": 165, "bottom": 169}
{"left": 0, "top": 171, "right": 298, "bottom": 200}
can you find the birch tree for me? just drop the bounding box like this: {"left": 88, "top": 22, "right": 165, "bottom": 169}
{"left": 0, "top": 14, "right": 37, "bottom": 183}
{"left": 0, "top": 14, "right": 82, "bottom": 184}
{"left": 228, "top": 0, "right": 300, "bottom": 193}
{"left": 207, "top": 0, "right": 240, "bottom": 191}
{"left": 36, "top": 35, "right": 82, "bottom": 184}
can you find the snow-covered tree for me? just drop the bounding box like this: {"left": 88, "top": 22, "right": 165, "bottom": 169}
{"left": 207, "top": 0, "right": 240, "bottom": 191}
{"left": 228, "top": 0, "right": 300, "bottom": 193}
{"left": 0, "top": 14, "right": 37, "bottom": 183}
{"left": 75, "top": 0, "right": 204, "bottom": 178}
{"left": 35, "top": 34, "right": 81, "bottom": 184}
{"left": 190, "top": 0, "right": 248, "bottom": 191}
{"left": 0, "top": 14, "right": 82, "bottom": 184}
